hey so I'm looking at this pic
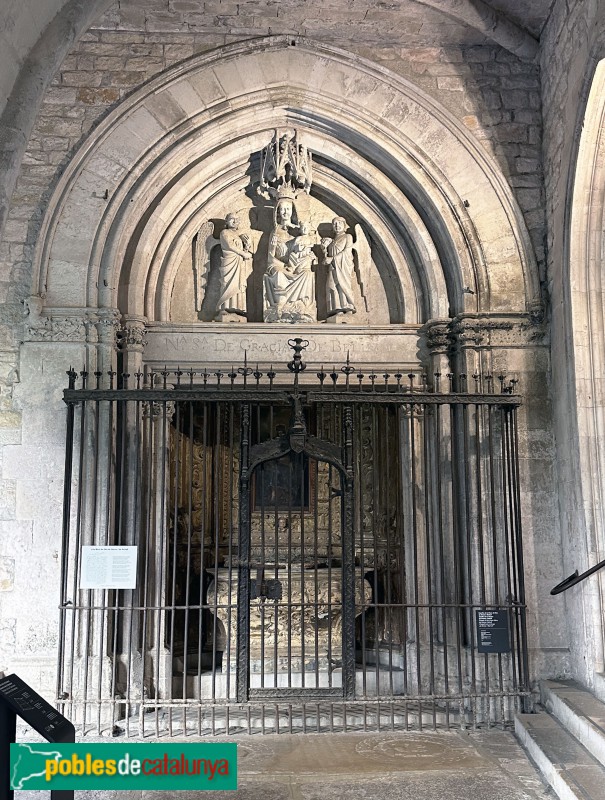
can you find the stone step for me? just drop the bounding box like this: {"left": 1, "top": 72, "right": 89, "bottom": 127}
{"left": 541, "top": 679, "right": 605, "bottom": 768}
{"left": 515, "top": 711, "right": 605, "bottom": 800}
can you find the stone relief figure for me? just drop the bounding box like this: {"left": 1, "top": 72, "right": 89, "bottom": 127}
{"left": 322, "top": 216, "right": 371, "bottom": 319}
{"left": 289, "top": 221, "right": 317, "bottom": 274}
{"left": 193, "top": 214, "right": 254, "bottom": 321}
{"left": 263, "top": 198, "right": 317, "bottom": 323}
{"left": 216, "top": 213, "right": 254, "bottom": 321}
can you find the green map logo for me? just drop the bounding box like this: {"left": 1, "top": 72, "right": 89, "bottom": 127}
{"left": 10, "top": 743, "right": 237, "bottom": 790}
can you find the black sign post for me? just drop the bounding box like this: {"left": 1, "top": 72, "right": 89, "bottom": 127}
{"left": 0, "top": 673, "right": 75, "bottom": 800}
{"left": 476, "top": 610, "right": 512, "bottom": 654}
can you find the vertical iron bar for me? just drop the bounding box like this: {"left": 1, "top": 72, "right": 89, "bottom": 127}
{"left": 501, "top": 408, "right": 519, "bottom": 708}
{"left": 168, "top": 401, "right": 181, "bottom": 736}
{"left": 511, "top": 408, "right": 530, "bottom": 709}
{"left": 474, "top": 400, "right": 489, "bottom": 726}
{"left": 487, "top": 404, "right": 506, "bottom": 724}
{"left": 211, "top": 404, "right": 222, "bottom": 704}
{"left": 409, "top": 404, "right": 422, "bottom": 725}
{"left": 462, "top": 401, "right": 477, "bottom": 728}
{"left": 449, "top": 401, "right": 465, "bottom": 728}
{"left": 434, "top": 401, "right": 450, "bottom": 727}
{"left": 371, "top": 404, "right": 380, "bottom": 698}
{"left": 57, "top": 390, "right": 76, "bottom": 720}
{"left": 342, "top": 404, "right": 356, "bottom": 700}
{"left": 182, "top": 401, "right": 194, "bottom": 726}
{"left": 422, "top": 403, "right": 436, "bottom": 706}
{"left": 237, "top": 403, "right": 251, "bottom": 702}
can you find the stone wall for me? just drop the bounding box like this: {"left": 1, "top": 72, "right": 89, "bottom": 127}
{"left": 540, "top": 0, "right": 605, "bottom": 692}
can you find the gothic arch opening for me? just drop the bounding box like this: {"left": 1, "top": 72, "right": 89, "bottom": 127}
{"left": 32, "top": 36, "right": 538, "bottom": 330}
{"left": 563, "top": 58, "right": 605, "bottom": 682}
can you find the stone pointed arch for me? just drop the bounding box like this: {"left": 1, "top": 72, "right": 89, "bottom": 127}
{"left": 560, "top": 58, "right": 605, "bottom": 686}
{"left": 32, "top": 36, "right": 539, "bottom": 325}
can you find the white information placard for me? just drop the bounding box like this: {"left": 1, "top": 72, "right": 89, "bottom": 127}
{"left": 80, "top": 546, "right": 138, "bottom": 589}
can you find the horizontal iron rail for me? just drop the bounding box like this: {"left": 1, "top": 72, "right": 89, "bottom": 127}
{"left": 62, "top": 388, "right": 522, "bottom": 407}
{"left": 307, "top": 392, "right": 521, "bottom": 406}
{"left": 249, "top": 688, "right": 345, "bottom": 699}
{"left": 59, "top": 602, "right": 526, "bottom": 611}
{"left": 59, "top": 692, "right": 532, "bottom": 708}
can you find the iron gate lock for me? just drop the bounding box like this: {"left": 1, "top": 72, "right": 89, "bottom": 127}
{"left": 250, "top": 578, "right": 283, "bottom": 600}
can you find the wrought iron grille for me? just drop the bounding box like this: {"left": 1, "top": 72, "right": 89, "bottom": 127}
{"left": 57, "top": 339, "right": 529, "bottom": 736}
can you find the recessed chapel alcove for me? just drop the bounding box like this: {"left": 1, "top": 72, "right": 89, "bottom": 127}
{"left": 26, "top": 35, "right": 549, "bottom": 735}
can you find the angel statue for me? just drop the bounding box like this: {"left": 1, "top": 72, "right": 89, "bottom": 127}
{"left": 193, "top": 213, "right": 254, "bottom": 321}
{"left": 321, "top": 217, "right": 370, "bottom": 318}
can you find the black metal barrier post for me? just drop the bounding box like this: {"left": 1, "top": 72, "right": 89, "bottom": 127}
{"left": 0, "top": 673, "right": 75, "bottom": 800}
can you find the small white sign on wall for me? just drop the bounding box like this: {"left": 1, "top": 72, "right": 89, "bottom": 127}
{"left": 80, "top": 546, "right": 138, "bottom": 589}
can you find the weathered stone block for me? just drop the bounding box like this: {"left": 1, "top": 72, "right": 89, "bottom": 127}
{"left": 436, "top": 76, "right": 466, "bottom": 91}
{"left": 61, "top": 71, "right": 103, "bottom": 88}
{"left": 44, "top": 87, "right": 78, "bottom": 105}
{"left": 102, "top": 71, "right": 147, "bottom": 87}
{"left": 163, "top": 43, "right": 195, "bottom": 61}
{"left": 77, "top": 42, "right": 130, "bottom": 56}
{"left": 93, "top": 55, "right": 127, "bottom": 71}
{"left": 98, "top": 31, "right": 146, "bottom": 44}
{"left": 516, "top": 188, "right": 543, "bottom": 210}
{"left": 76, "top": 87, "right": 120, "bottom": 105}
{"left": 0, "top": 618, "right": 16, "bottom": 653}
{"left": 36, "top": 118, "right": 83, "bottom": 137}
{"left": 0, "top": 557, "right": 14, "bottom": 591}
{"left": 501, "top": 89, "right": 532, "bottom": 108}
{"left": 462, "top": 46, "right": 495, "bottom": 62}
{"left": 516, "top": 157, "right": 542, "bottom": 174}
{"left": 497, "top": 123, "right": 529, "bottom": 143}
{"left": 0, "top": 479, "right": 16, "bottom": 520}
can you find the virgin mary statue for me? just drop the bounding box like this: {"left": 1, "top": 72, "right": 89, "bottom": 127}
{"left": 263, "top": 197, "right": 317, "bottom": 323}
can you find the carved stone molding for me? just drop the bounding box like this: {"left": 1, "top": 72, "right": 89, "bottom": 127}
{"left": 26, "top": 316, "right": 87, "bottom": 343}
{"left": 450, "top": 315, "right": 548, "bottom": 349}
{"left": 23, "top": 301, "right": 122, "bottom": 345}
{"left": 423, "top": 314, "right": 547, "bottom": 354}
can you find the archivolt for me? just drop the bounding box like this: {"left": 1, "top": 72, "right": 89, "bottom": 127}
{"left": 32, "top": 36, "right": 538, "bottom": 323}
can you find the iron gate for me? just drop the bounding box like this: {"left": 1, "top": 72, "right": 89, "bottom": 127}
{"left": 57, "top": 339, "right": 529, "bottom": 736}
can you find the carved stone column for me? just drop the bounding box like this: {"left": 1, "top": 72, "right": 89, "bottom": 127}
{"left": 421, "top": 319, "right": 452, "bottom": 388}
{"left": 119, "top": 315, "right": 148, "bottom": 376}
